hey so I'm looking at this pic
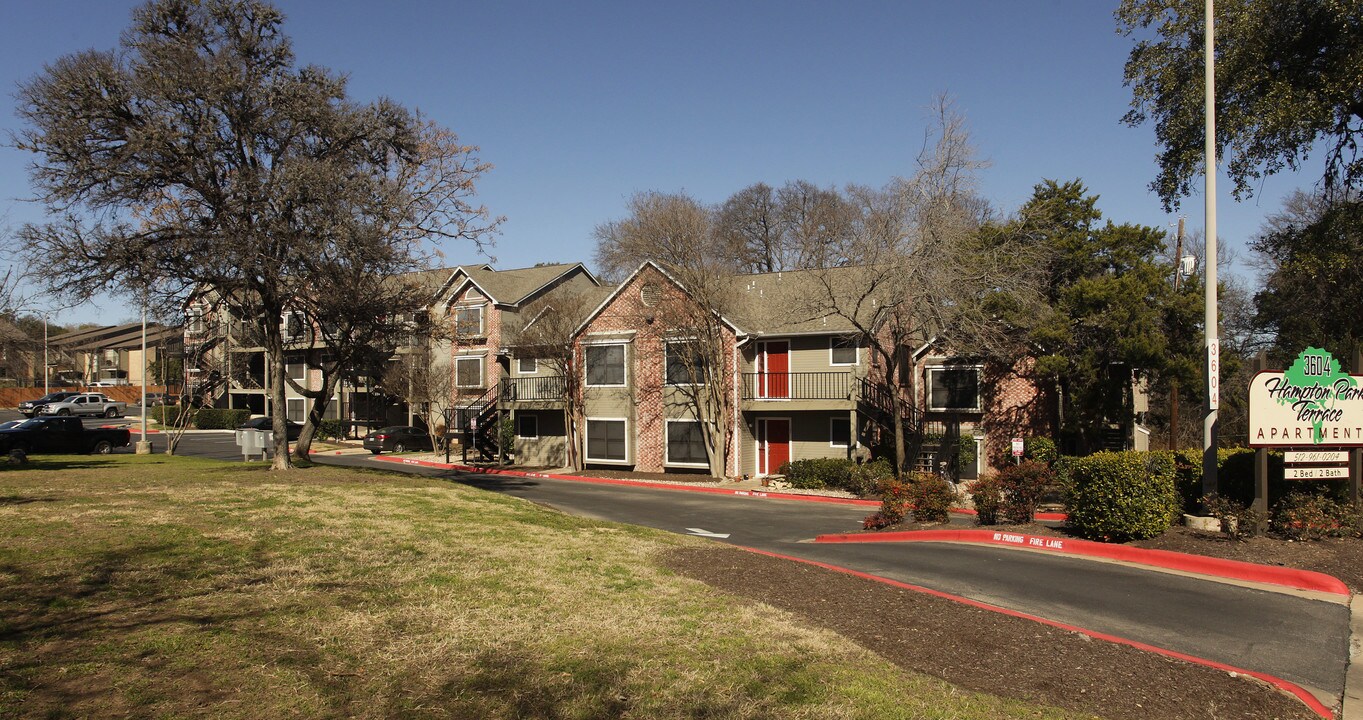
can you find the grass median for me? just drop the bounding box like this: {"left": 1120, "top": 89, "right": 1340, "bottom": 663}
{"left": 0, "top": 455, "right": 1078, "bottom": 719}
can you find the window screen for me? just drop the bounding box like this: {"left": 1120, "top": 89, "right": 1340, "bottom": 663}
{"left": 666, "top": 421, "right": 708, "bottom": 465}
{"left": 585, "top": 345, "right": 625, "bottom": 386}
{"left": 586, "top": 419, "right": 626, "bottom": 461}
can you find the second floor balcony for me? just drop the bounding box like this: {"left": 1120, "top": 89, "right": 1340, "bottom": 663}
{"left": 500, "top": 376, "right": 567, "bottom": 405}
{"left": 741, "top": 371, "right": 857, "bottom": 405}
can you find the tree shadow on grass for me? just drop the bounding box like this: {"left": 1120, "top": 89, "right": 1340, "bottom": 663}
{"left": 428, "top": 646, "right": 748, "bottom": 720}
{"left": 0, "top": 494, "right": 59, "bottom": 505}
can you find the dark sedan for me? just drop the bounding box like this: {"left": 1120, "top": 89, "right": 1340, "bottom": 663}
{"left": 18, "top": 391, "right": 79, "bottom": 417}
{"left": 363, "top": 426, "right": 432, "bottom": 454}
{"left": 236, "top": 416, "right": 303, "bottom": 441}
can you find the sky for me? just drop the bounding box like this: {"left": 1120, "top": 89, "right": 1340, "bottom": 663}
{"left": 0, "top": 0, "right": 1314, "bottom": 327}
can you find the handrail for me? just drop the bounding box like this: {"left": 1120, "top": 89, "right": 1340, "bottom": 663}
{"left": 740, "top": 371, "right": 856, "bottom": 400}
{"left": 500, "top": 376, "right": 566, "bottom": 402}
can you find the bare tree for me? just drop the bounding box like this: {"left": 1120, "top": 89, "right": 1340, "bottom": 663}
{"left": 384, "top": 353, "right": 458, "bottom": 454}
{"left": 507, "top": 293, "right": 597, "bottom": 470}
{"left": 714, "top": 180, "right": 855, "bottom": 273}
{"left": 14, "top": 0, "right": 498, "bottom": 469}
{"left": 592, "top": 192, "right": 720, "bottom": 282}
{"left": 803, "top": 97, "right": 1042, "bottom": 474}
{"left": 593, "top": 199, "right": 739, "bottom": 477}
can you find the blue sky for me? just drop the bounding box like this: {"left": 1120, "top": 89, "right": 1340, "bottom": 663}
{"left": 1, "top": 1, "right": 1311, "bottom": 326}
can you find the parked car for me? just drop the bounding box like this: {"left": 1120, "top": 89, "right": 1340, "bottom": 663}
{"left": 236, "top": 416, "right": 302, "bottom": 441}
{"left": 38, "top": 393, "right": 127, "bottom": 418}
{"left": 18, "top": 391, "right": 80, "bottom": 417}
{"left": 0, "top": 416, "right": 132, "bottom": 457}
{"left": 137, "top": 392, "right": 176, "bottom": 407}
{"left": 363, "top": 426, "right": 433, "bottom": 455}
{"left": 0, "top": 421, "right": 21, "bottom": 430}
{"left": 89, "top": 380, "right": 129, "bottom": 387}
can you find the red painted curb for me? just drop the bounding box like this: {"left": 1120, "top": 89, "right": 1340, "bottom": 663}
{"left": 815, "top": 528, "right": 1349, "bottom": 596}
{"left": 740, "top": 546, "right": 1333, "bottom": 719}
{"left": 100, "top": 424, "right": 161, "bottom": 433}
{"left": 371, "top": 455, "right": 885, "bottom": 506}
{"left": 367, "top": 456, "right": 1073, "bottom": 519}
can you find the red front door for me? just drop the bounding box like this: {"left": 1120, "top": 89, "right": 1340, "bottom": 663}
{"left": 759, "top": 341, "right": 789, "bottom": 399}
{"left": 759, "top": 418, "right": 791, "bottom": 476}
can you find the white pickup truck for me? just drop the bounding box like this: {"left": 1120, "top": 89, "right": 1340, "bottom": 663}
{"left": 38, "top": 393, "right": 128, "bottom": 418}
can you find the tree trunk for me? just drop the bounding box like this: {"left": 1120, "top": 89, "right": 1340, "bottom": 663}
{"left": 268, "top": 334, "right": 291, "bottom": 470}
{"left": 293, "top": 369, "right": 342, "bottom": 461}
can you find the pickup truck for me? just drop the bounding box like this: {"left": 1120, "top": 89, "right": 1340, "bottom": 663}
{"left": 37, "top": 393, "right": 128, "bottom": 418}
{"left": 0, "top": 416, "right": 132, "bottom": 456}
{"left": 18, "top": 391, "right": 80, "bottom": 417}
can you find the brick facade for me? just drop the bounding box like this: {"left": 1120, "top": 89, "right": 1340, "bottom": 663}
{"left": 577, "top": 265, "right": 739, "bottom": 475}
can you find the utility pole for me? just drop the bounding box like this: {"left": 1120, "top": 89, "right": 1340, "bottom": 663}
{"left": 1170, "top": 216, "right": 1185, "bottom": 451}
{"left": 1202, "top": 0, "right": 1221, "bottom": 499}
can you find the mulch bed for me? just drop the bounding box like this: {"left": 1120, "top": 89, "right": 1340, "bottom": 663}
{"left": 663, "top": 544, "right": 1321, "bottom": 720}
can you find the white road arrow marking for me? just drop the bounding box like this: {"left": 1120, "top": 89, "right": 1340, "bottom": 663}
{"left": 685, "top": 528, "right": 731, "bottom": 538}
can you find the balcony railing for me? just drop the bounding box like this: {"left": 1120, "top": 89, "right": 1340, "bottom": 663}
{"left": 741, "top": 372, "right": 855, "bottom": 401}
{"left": 500, "top": 376, "right": 567, "bottom": 402}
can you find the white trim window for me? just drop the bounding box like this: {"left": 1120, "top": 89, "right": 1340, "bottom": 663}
{"left": 187, "top": 307, "right": 205, "bottom": 334}
{"left": 665, "top": 419, "right": 709, "bottom": 467}
{"left": 286, "top": 354, "right": 307, "bottom": 382}
{"left": 517, "top": 357, "right": 538, "bottom": 375}
{"left": 585, "top": 343, "right": 627, "bottom": 387}
{"left": 664, "top": 340, "right": 705, "bottom": 386}
{"left": 286, "top": 398, "right": 305, "bottom": 423}
{"left": 830, "top": 336, "right": 858, "bottom": 366}
{"left": 282, "top": 311, "right": 309, "bottom": 343}
{"left": 585, "top": 418, "right": 628, "bottom": 463}
{"left": 454, "top": 305, "right": 484, "bottom": 338}
{"left": 829, "top": 416, "right": 852, "bottom": 448}
{"left": 516, "top": 414, "right": 538, "bottom": 439}
{"left": 926, "top": 364, "right": 982, "bottom": 412}
{"left": 455, "top": 356, "right": 484, "bottom": 389}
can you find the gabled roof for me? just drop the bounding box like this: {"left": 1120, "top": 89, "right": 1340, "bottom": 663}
{"left": 571, "top": 261, "right": 746, "bottom": 338}
{"left": 723, "top": 266, "right": 872, "bottom": 335}
{"left": 442, "top": 262, "right": 599, "bottom": 307}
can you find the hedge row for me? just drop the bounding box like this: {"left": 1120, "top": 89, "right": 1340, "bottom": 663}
{"left": 148, "top": 407, "right": 251, "bottom": 430}
{"left": 778, "top": 457, "right": 893, "bottom": 496}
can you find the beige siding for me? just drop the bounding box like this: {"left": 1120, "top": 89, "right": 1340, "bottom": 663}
{"left": 741, "top": 410, "right": 856, "bottom": 475}
{"left": 514, "top": 410, "right": 566, "bottom": 467}
{"left": 741, "top": 335, "right": 866, "bottom": 375}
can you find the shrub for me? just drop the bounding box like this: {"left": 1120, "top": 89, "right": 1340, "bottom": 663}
{"left": 969, "top": 475, "right": 1004, "bottom": 525}
{"left": 780, "top": 457, "right": 891, "bottom": 495}
{"left": 1066, "top": 451, "right": 1180, "bottom": 542}
{"left": 845, "top": 458, "right": 893, "bottom": 496}
{"left": 907, "top": 471, "right": 954, "bottom": 524}
{"left": 149, "top": 406, "right": 182, "bottom": 426}
{"left": 191, "top": 408, "right": 252, "bottom": 430}
{"left": 876, "top": 478, "right": 912, "bottom": 525}
{"left": 1271, "top": 492, "right": 1357, "bottom": 541}
{"left": 779, "top": 458, "right": 848, "bottom": 490}
{"left": 1024, "top": 436, "right": 1058, "bottom": 465}
{"left": 862, "top": 512, "right": 894, "bottom": 530}
{"left": 316, "top": 419, "right": 347, "bottom": 441}
{"left": 997, "top": 460, "right": 1053, "bottom": 523}
{"left": 1201, "top": 493, "right": 1264, "bottom": 540}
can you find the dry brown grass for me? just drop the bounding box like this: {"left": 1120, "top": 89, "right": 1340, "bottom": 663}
{"left": 0, "top": 455, "right": 1083, "bottom": 719}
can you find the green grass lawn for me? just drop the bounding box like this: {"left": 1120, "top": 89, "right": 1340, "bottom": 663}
{"left": 0, "top": 455, "right": 1080, "bottom": 719}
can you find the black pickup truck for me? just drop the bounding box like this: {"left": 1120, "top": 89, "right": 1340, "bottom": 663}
{"left": 0, "top": 416, "right": 132, "bottom": 457}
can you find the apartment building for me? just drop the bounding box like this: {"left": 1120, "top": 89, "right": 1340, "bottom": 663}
{"left": 504, "top": 261, "right": 1064, "bottom": 478}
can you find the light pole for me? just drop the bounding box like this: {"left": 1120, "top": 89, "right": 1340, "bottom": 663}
{"left": 43, "top": 315, "right": 49, "bottom": 394}
{"left": 1202, "top": 0, "right": 1220, "bottom": 498}
{"left": 136, "top": 296, "right": 152, "bottom": 454}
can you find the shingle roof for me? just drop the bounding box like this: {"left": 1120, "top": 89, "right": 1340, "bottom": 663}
{"left": 724, "top": 266, "right": 871, "bottom": 335}
{"left": 458, "top": 263, "right": 590, "bottom": 306}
